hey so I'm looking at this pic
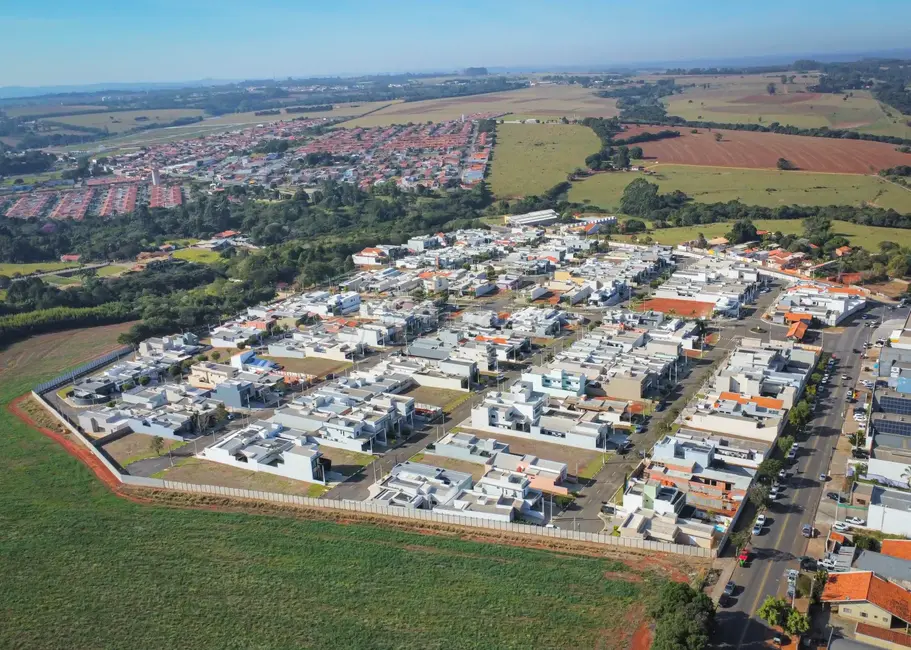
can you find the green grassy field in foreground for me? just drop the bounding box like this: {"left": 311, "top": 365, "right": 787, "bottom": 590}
{"left": 0, "top": 261, "right": 78, "bottom": 276}
{"left": 569, "top": 165, "right": 911, "bottom": 213}
{"left": 488, "top": 123, "right": 600, "bottom": 198}
{"left": 172, "top": 247, "right": 222, "bottom": 264}
{"left": 0, "top": 327, "right": 656, "bottom": 650}
{"left": 613, "top": 218, "right": 911, "bottom": 250}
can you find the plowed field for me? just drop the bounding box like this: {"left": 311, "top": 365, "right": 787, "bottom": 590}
{"left": 624, "top": 127, "right": 910, "bottom": 173}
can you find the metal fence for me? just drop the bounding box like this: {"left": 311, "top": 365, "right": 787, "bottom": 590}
{"left": 118, "top": 474, "right": 713, "bottom": 557}
{"left": 30, "top": 391, "right": 714, "bottom": 559}
{"left": 34, "top": 345, "right": 133, "bottom": 394}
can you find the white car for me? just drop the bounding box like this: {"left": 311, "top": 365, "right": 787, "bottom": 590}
{"left": 770, "top": 487, "right": 780, "bottom": 499}
{"left": 779, "top": 469, "right": 788, "bottom": 480}
{"left": 756, "top": 514, "right": 767, "bottom": 527}
{"left": 819, "top": 557, "right": 837, "bottom": 570}
{"left": 791, "top": 443, "right": 799, "bottom": 451}
{"left": 832, "top": 522, "right": 849, "bottom": 532}
{"left": 787, "top": 569, "right": 799, "bottom": 585}
{"left": 846, "top": 516, "right": 866, "bottom": 526}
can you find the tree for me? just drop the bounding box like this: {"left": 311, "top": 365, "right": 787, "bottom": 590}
{"left": 138, "top": 375, "right": 151, "bottom": 386}
{"left": 748, "top": 484, "right": 771, "bottom": 510}
{"left": 150, "top": 435, "right": 165, "bottom": 457}
{"left": 629, "top": 146, "right": 644, "bottom": 160}
{"left": 812, "top": 570, "right": 829, "bottom": 602}
{"left": 714, "top": 132, "right": 723, "bottom": 142}
{"left": 612, "top": 147, "right": 631, "bottom": 170}
{"left": 621, "top": 219, "right": 647, "bottom": 234}
{"left": 214, "top": 403, "right": 229, "bottom": 424}
{"left": 726, "top": 219, "right": 758, "bottom": 245}
{"left": 695, "top": 232, "right": 708, "bottom": 249}
{"left": 780, "top": 75, "right": 789, "bottom": 85}
{"left": 788, "top": 401, "right": 811, "bottom": 428}
{"left": 620, "top": 178, "right": 662, "bottom": 216}
{"left": 210, "top": 351, "right": 221, "bottom": 362}
{"left": 785, "top": 609, "right": 810, "bottom": 636}
{"left": 757, "top": 596, "right": 789, "bottom": 628}
{"left": 650, "top": 582, "right": 715, "bottom": 650}
{"left": 848, "top": 432, "right": 866, "bottom": 448}
{"left": 730, "top": 529, "right": 752, "bottom": 552}
{"left": 169, "top": 364, "right": 182, "bottom": 378}
{"left": 757, "top": 458, "right": 783, "bottom": 483}
{"left": 485, "top": 265, "right": 497, "bottom": 281}
{"left": 197, "top": 354, "right": 209, "bottom": 362}
{"left": 777, "top": 435, "right": 795, "bottom": 454}
{"left": 777, "top": 157, "right": 797, "bottom": 171}
{"left": 767, "top": 83, "right": 777, "bottom": 95}
{"left": 854, "top": 535, "right": 879, "bottom": 551}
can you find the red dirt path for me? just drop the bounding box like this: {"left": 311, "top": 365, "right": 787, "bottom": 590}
{"left": 8, "top": 395, "right": 121, "bottom": 490}
{"left": 622, "top": 126, "right": 909, "bottom": 174}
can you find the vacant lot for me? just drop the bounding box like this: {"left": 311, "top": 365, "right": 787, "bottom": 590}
{"left": 41, "top": 108, "right": 206, "bottom": 134}
{"left": 101, "top": 432, "right": 185, "bottom": 466}
{"left": 260, "top": 355, "right": 351, "bottom": 377}
{"left": 610, "top": 218, "right": 911, "bottom": 250}
{"left": 153, "top": 456, "right": 324, "bottom": 496}
{"left": 402, "top": 385, "right": 466, "bottom": 409}
{"left": 489, "top": 123, "right": 600, "bottom": 198}
{"left": 411, "top": 452, "right": 488, "bottom": 481}
{"left": 0, "top": 330, "right": 661, "bottom": 650}
{"left": 341, "top": 85, "right": 619, "bottom": 128}
{"left": 627, "top": 127, "right": 911, "bottom": 174}
{"left": 570, "top": 165, "right": 911, "bottom": 213}
{"left": 172, "top": 248, "right": 222, "bottom": 264}
{"left": 464, "top": 429, "right": 606, "bottom": 478}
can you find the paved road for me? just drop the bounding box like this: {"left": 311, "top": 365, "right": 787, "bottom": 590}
{"left": 713, "top": 308, "right": 877, "bottom": 650}
{"left": 554, "top": 282, "right": 788, "bottom": 533}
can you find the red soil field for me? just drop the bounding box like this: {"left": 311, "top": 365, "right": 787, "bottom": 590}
{"left": 637, "top": 298, "right": 715, "bottom": 318}
{"left": 623, "top": 127, "right": 910, "bottom": 174}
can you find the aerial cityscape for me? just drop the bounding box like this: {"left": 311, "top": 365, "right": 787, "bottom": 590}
{"left": 4, "top": 2, "right": 911, "bottom": 649}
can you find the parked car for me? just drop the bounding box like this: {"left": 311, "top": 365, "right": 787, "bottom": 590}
{"left": 846, "top": 516, "right": 866, "bottom": 526}
{"left": 787, "top": 450, "right": 796, "bottom": 462}
{"left": 799, "top": 556, "right": 817, "bottom": 571}
{"left": 752, "top": 521, "right": 763, "bottom": 535}
{"left": 770, "top": 486, "right": 780, "bottom": 499}
{"left": 819, "top": 473, "right": 828, "bottom": 482}
{"left": 832, "top": 522, "right": 849, "bottom": 532}
{"left": 819, "top": 557, "right": 837, "bottom": 570}
{"left": 827, "top": 492, "right": 845, "bottom": 502}
{"left": 787, "top": 569, "right": 799, "bottom": 585}
{"left": 756, "top": 514, "right": 767, "bottom": 527}
{"left": 723, "top": 581, "right": 736, "bottom": 597}
{"left": 802, "top": 524, "right": 814, "bottom": 538}
{"left": 841, "top": 374, "right": 850, "bottom": 380}
{"left": 779, "top": 469, "right": 788, "bottom": 481}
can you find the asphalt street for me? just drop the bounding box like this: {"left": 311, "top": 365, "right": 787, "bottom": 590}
{"left": 713, "top": 304, "right": 899, "bottom": 650}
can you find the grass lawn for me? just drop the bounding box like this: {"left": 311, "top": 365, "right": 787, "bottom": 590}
{"left": 489, "top": 123, "right": 600, "bottom": 198}
{"left": 0, "top": 324, "right": 664, "bottom": 649}
{"left": 42, "top": 273, "right": 83, "bottom": 286}
{"left": 94, "top": 263, "right": 133, "bottom": 278}
{"left": 153, "top": 456, "right": 322, "bottom": 496}
{"left": 172, "top": 248, "right": 222, "bottom": 264}
{"left": 402, "top": 385, "right": 466, "bottom": 409}
{"left": 569, "top": 165, "right": 911, "bottom": 213}
{"left": 610, "top": 218, "right": 911, "bottom": 250}
{"left": 41, "top": 108, "right": 206, "bottom": 134}
{"left": 0, "top": 261, "right": 78, "bottom": 276}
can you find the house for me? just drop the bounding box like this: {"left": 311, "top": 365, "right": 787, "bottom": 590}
{"left": 822, "top": 571, "right": 911, "bottom": 647}
{"left": 367, "top": 461, "right": 473, "bottom": 509}
{"left": 60, "top": 254, "right": 81, "bottom": 263}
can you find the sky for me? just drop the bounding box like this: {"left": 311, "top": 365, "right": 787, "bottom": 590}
{"left": 1, "top": 0, "right": 910, "bottom": 87}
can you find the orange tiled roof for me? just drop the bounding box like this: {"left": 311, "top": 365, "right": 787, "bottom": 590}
{"left": 718, "top": 391, "right": 784, "bottom": 410}
{"left": 785, "top": 312, "right": 813, "bottom": 322}
{"left": 787, "top": 321, "right": 808, "bottom": 340}
{"left": 822, "top": 571, "right": 911, "bottom": 622}
{"left": 882, "top": 540, "right": 911, "bottom": 561}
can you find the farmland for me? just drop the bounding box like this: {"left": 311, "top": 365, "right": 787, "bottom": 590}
{"left": 651, "top": 72, "right": 911, "bottom": 138}
{"left": 40, "top": 108, "right": 206, "bottom": 134}
{"left": 341, "top": 85, "right": 619, "bottom": 128}
{"left": 569, "top": 165, "right": 911, "bottom": 213}
{"left": 622, "top": 127, "right": 911, "bottom": 174}
{"left": 488, "top": 123, "right": 600, "bottom": 198}
{"left": 609, "top": 218, "right": 911, "bottom": 250}
{"left": 0, "top": 261, "right": 79, "bottom": 276}
{"left": 0, "top": 326, "right": 664, "bottom": 650}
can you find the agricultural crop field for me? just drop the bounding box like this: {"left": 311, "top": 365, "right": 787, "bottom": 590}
{"left": 610, "top": 218, "right": 911, "bottom": 250}
{"left": 40, "top": 108, "right": 206, "bottom": 134}
{"left": 488, "top": 123, "right": 600, "bottom": 198}
{"left": 340, "top": 85, "right": 619, "bottom": 128}
{"left": 647, "top": 72, "right": 911, "bottom": 138}
{"left": 622, "top": 126, "right": 911, "bottom": 174}
{"left": 569, "top": 165, "right": 911, "bottom": 213}
{"left": 0, "top": 325, "right": 669, "bottom": 650}
{"left": 3, "top": 103, "right": 103, "bottom": 118}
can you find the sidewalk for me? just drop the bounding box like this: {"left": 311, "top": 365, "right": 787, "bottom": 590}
{"left": 709, "top": 557, "right": 738, "bottom": 603}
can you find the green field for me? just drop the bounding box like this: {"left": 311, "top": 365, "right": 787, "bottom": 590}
{"left": 41, "top": 108, "right": 206, "bottom": 134}
{"left": 613, "top": 218, "right": 911, "bottom": 250}
{"left": 94, "top": 263, "right": 133, "bottom": 278}
{"left": 0, "top": 326, "right": 661, "bottom": 649}
{"left": 569, "top": 165, "right": 911, "bottom": 213}
{"left": 0, "top": 261, "right": 79, "bottom": 276}
{"left": 173, "top": 248, "right": 222, "bottom": 264}
{"left": 42, "top": 273, "right": 82, "bottom": 286}
{"left": 340, "top": 85, "right": 618, "bottom": 128}
{"left": 489, "top": 123, "right": 600, "bottom": 198}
